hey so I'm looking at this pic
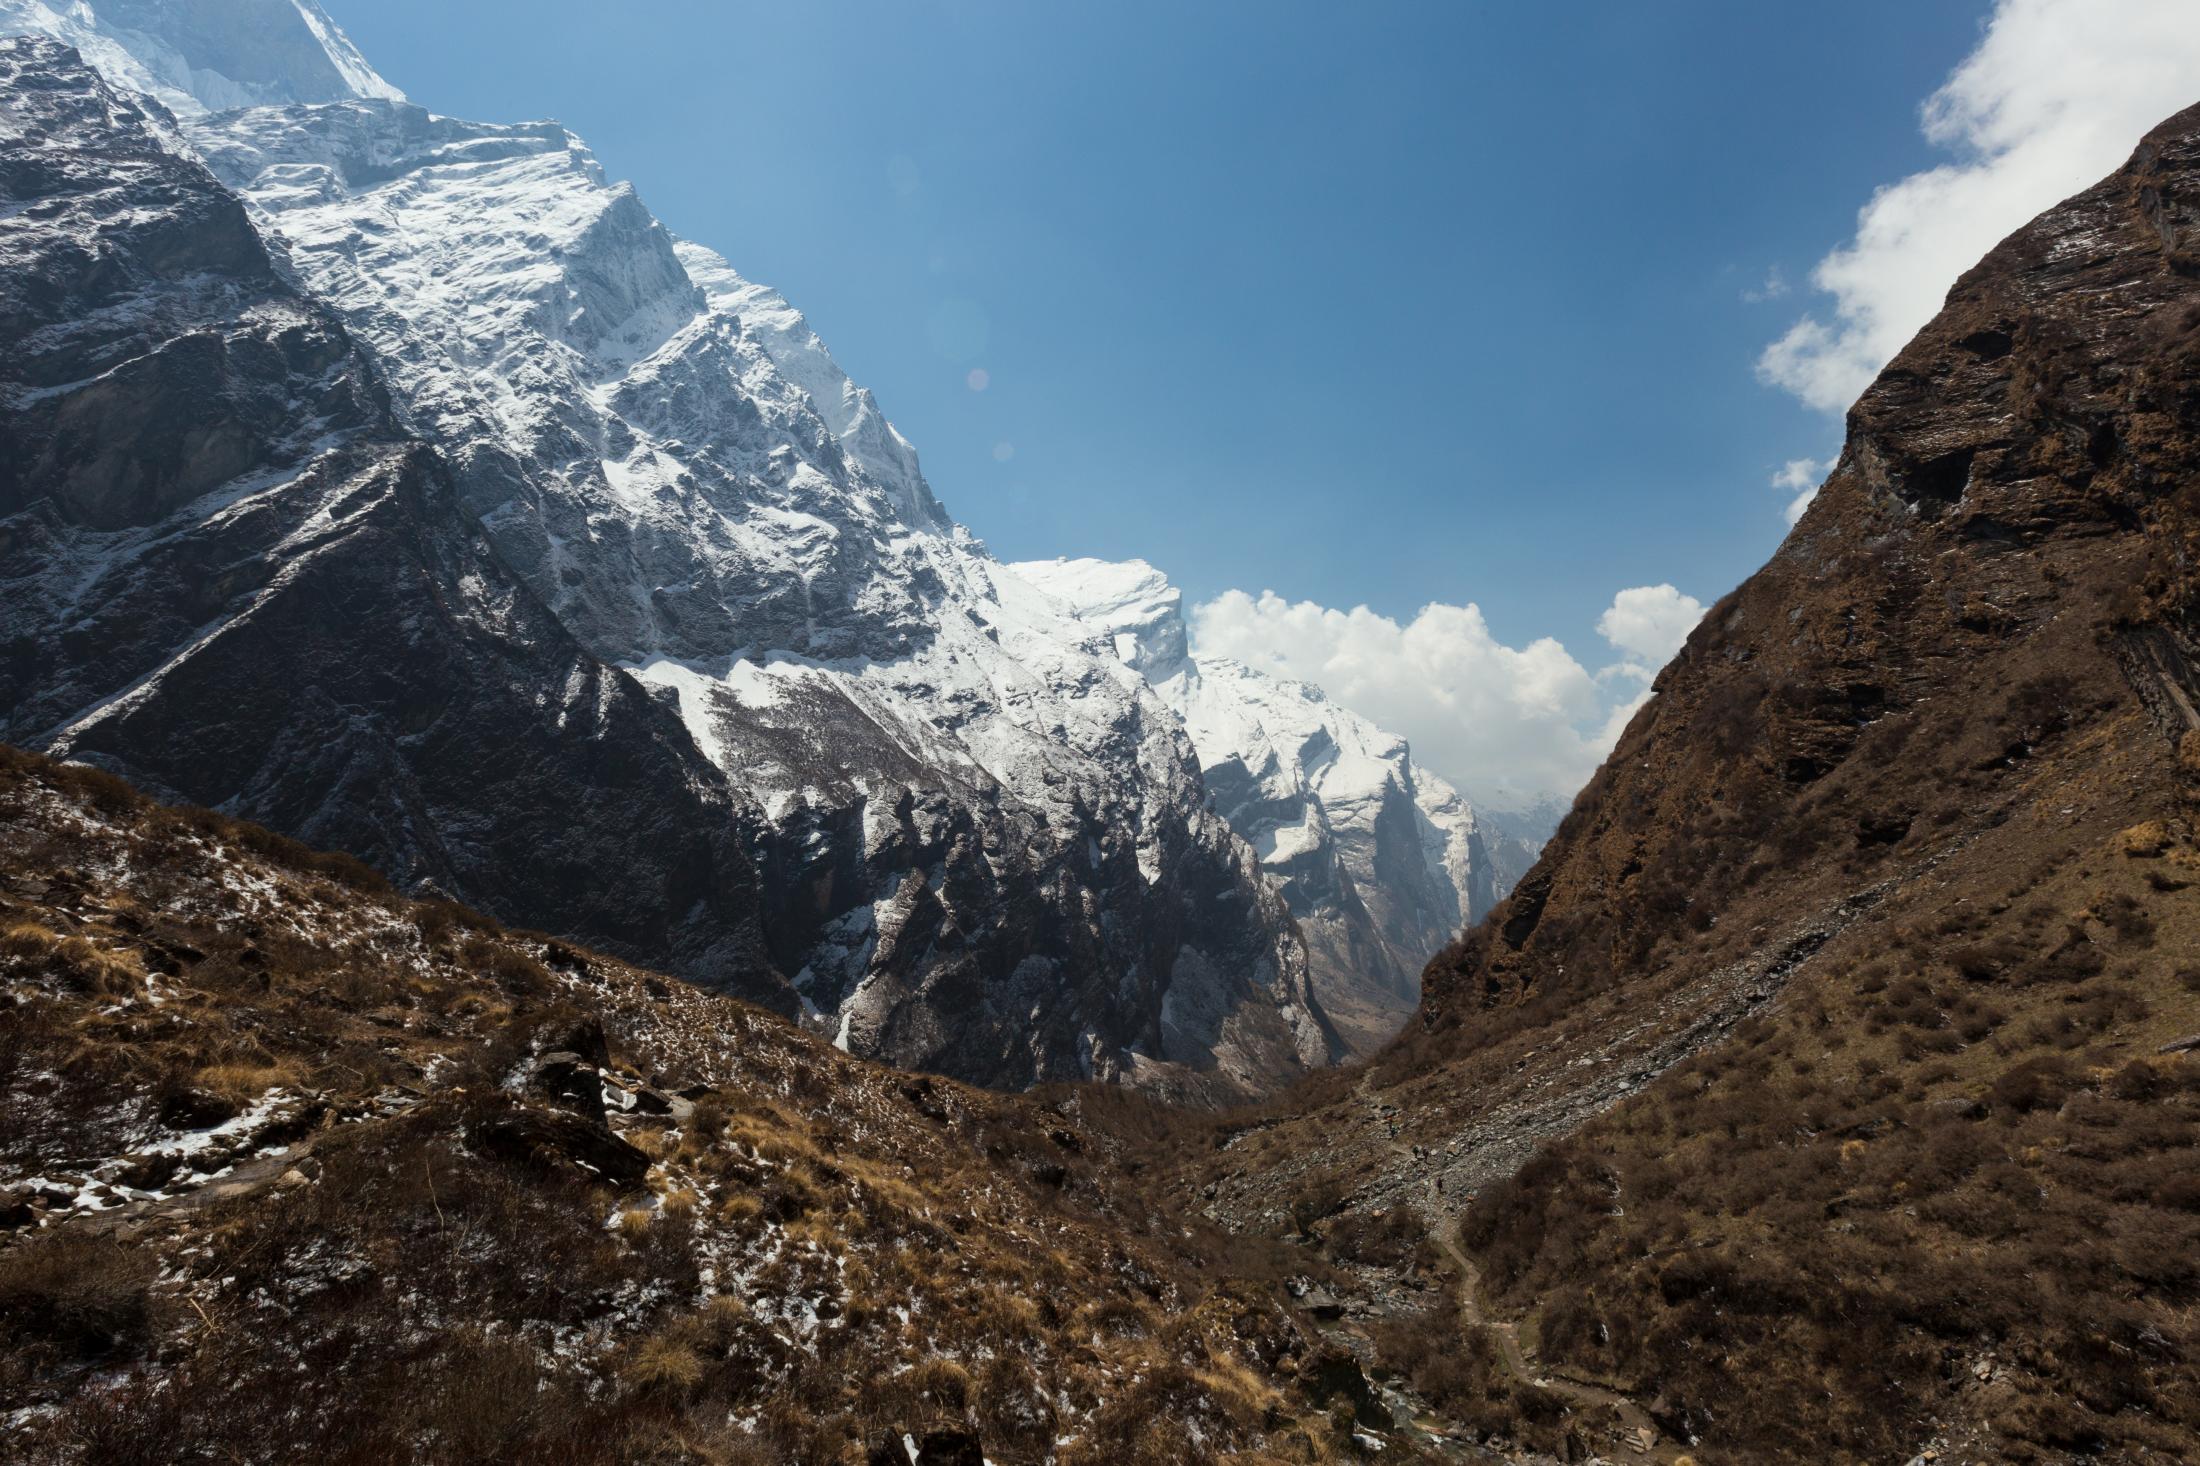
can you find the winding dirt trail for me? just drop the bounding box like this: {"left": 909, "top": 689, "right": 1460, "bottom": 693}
{"left": 1425, "top": 1228, "right": 1681, "bottom": 1460}
{"left": 1363, "top": 1073, "right": 1687, "bottom": 1463}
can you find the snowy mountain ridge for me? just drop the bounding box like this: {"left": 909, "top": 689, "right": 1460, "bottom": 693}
{"left": 0, "top": 0, "right": 1354, "bottom": 1095}
{"left": 0, "top": 0, "right": 1553, "bottom": 1085}
{"left": 0, "top": 0, "right": 401, "bottom": 116}
{"left": 1010, "top": 557, "right": 1548, "bottom": 1051}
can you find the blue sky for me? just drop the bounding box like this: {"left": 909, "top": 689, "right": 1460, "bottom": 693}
{"left": 333, "top": 1, "right": 1982, "bottom": 638}
{"left": 329, "top": 0, "right": 2200, "bottom": 798}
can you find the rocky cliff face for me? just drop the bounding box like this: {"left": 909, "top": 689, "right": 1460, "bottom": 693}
{"left": 1012, "top": 556, "right": 1547, "bottom": 1054}
{"left": 1420, "top": 99, "right": 2200, "bottom": 1037}
{"left": 0, "top": 35, "right": 771, "bottom": 991}
{"left": 0, "top": 11, "right": 1334, "bottom": 1099}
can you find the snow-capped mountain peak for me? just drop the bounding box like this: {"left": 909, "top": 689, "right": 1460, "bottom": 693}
{"left": 1012, "top": 557, "right": 1189, "bottom": 679}
{"left": 1010, "top": 556, "right": 1547, "bottom": 1053}
{"left": 0, "top": 0, "right": 401, "bottom": 115}
{"left": 0, "top": 2, "right": 1340, "bottom": 1098}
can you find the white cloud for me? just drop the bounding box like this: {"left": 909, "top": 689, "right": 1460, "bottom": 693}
{"left": 1772, "top": 456, "right": 1829, "bottom": 524}
{"left": 1770, "top": 458, "right": 1822, "bottom": 492}
{"left": 1596, "top": 584, "right": 1706, "bottom": 671}
{"left": 1188, "top": 583, "right": 1701, "bottom": 802}
{"left": 1760, "top": 0, "right": 2200, "bottom": 413}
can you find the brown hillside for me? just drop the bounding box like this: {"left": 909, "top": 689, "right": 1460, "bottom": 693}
{"left": 1420, "top": 99, "right": 2200, "bottom": 1043}
{"left": 1168, "top": 103, "right": 2200, "bottom": 1465}
{"left": 0, "top": 746, "right": 1400, "bottom": 1465}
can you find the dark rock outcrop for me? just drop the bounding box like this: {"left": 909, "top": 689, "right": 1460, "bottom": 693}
{"left": 470, "top": 1104, "right": 649, "bottom": 1188}
{"left": 866, "top": 1433, "right": 984, "bottom": 1466}
{"left": 528, "top": 1052, "right": 607, "bottom": 1126}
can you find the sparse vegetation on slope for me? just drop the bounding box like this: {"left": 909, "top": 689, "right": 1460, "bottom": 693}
{"left": 1459, "top": 811, "right": 2200, "bottom": 1461}
{"left": 1154, "top": 101, "right": 2200, "bottom": 1466}
{"left": 0, "top": 747, "right": 1386, "bottom": 1465}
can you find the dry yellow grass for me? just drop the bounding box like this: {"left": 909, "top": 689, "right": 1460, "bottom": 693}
{"left": 1069, "top": 1295, "right": 1160, "bottom": 1340}
{"left": 195, "top": 1061, "right": 303, "bottom": 1102}
{"left": 0, "top": 919, "right": 60, "bottom": 958}
{"left": 626, "top": 1126, "right": 673, "bottom": 1161}
{"left": 903, "top": 1354, "right": 973, "bottom": 1414}
{"left": 619, "top": 1334, "right": 704, "bottom": 1397}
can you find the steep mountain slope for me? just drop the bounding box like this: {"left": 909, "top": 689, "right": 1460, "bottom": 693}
{"left": 0, "top": 8, "right": 1335, "bottom": 1098}
{"left": 1165, "top": 102, "right": 2200, "bottom": 1465}
{"left": 0, "top": 36, "right": 771, "bottom": 997}
{"left": 1013, "top": 557, "right": 1543, "bottom": 1054}
{"left": 0, "top": 745, "right": 1395, "bottom": 1466}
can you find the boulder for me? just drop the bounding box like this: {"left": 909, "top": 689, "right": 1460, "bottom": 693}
{"left": 473, "top": 1106, "right": 648, "bottom": 1187}
{"left": 118, "top": 1152, "right": 182, "bottom": 1191}
{"left": 911, "top": 1434, "right": 984, "bottom": 1466}
{"left": 865, "top": 1433, "right": 983, "bottom": 1466}
{"left": 537, "top": 1012, "right": 610, "bottom": 1069}
{"left": 530, "top": 1051, "right": 607, "bottom": 1125}
{"left": 862, "top": 1426, "right": 985, "bottom": 1461}
{"left": 618, "top": 1084, "right": 695, "bottom": 1123}
{"left": 1296, "top": 1285, "right": 1347, "bottom": 1320}
{"left": 1298, "top": 1343, "right": 1383, "bottom": 1427}
{"left": 157, "top": 1086, "right": 238, "bottom": 1130}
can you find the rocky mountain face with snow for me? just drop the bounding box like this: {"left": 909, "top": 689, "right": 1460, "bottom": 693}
{"left": 0, "top": 32, "right": 771, "bottom": 989}
{"left": 0, "top": 6, "right": 1339, "bottom": 1098}
{"left": 1012, "top": 558, "right": 1548, "bottom": 1053}
{"left": 0, "top": 0, "right": 399, "bottom": 116}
